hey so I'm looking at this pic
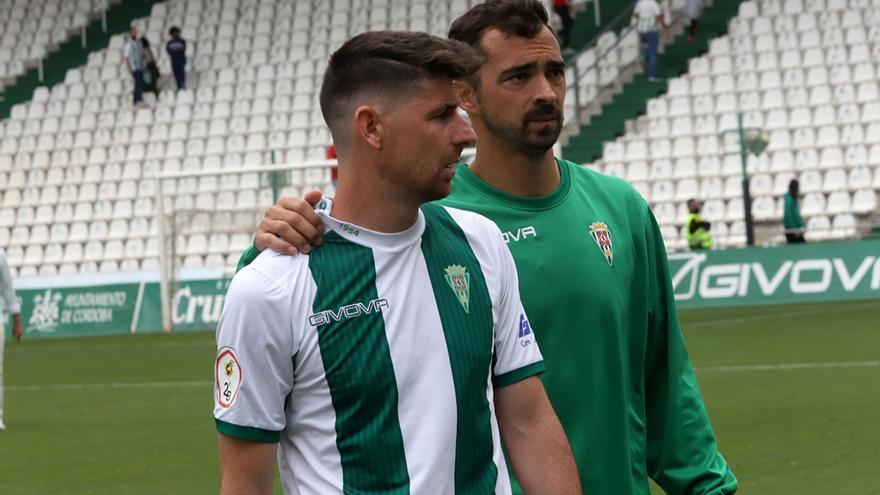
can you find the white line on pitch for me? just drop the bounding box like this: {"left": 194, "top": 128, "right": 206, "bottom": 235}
{"left": 7, "top": 381, "right": 210, "bottom": 392}
{"left": 696, "top": 360, "right": 880, "bottom": 373}
{"left": 683, "top": 301, "right": 880, "bottom": 329}
{"left": 5, "top": 340, "right": 215, "bottom": 352}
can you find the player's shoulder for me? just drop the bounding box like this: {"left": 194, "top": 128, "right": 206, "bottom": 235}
{"left": 564, "top": 159, "right": 647, "bottom": 206}
{"left": 233, "top": 249, "right": 310, "bottom": 297}
{"left": 439, "top": 205, "right": 503, "bottom": 238}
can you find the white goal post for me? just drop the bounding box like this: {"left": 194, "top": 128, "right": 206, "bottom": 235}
{"left": 154, "top": 159, "right": 337, "bottom": 333}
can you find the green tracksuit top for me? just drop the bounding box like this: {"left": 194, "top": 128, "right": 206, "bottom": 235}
{"left": 783, "top": 192, "right": 805, "bottom": 231}
{"left": 237, "top": 159, "right": 737, "bottom": 494}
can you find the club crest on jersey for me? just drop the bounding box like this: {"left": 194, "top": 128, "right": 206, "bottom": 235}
{"left": 444, "top": 265, "right": 470, "bottom": 314}
{"left": 589, "top": 222, "right": 613, "bottom": 266}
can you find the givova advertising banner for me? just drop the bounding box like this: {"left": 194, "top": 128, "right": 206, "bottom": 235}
{"left": 6, "top": 239, "right": 880, "bottom": 339}
{"left": 669, "top": 239, "right": 880, "bottom": 308}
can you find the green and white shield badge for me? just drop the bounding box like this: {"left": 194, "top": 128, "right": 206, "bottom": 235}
{"left": 444, "top": 264, "right": 470, "bottom": 313}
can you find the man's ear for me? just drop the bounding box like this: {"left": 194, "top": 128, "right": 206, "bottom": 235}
{"left": 353, "top": 105, "right": 384, "bottom": 150}
{"left": 454, "top": 79, "right": 480, "bottom": 117}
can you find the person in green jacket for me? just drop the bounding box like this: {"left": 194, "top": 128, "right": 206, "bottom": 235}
{"left": 684, "top": 198, "right": 713, "bottom": 250}
{"left": 784, "top": 179, "right": 806, "bottom": 243}
{"left": 238, "top": 1, "right": 737, "bottom": 493}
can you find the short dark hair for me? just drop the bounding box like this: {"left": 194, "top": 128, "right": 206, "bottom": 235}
{"left": 169, "top": 26, "right": 181, "bottom": 37}
{"left": 319, "top": 31, "right": 481, "bottom": 147}
{"left": 448, "top": 0, "right": 551, "bottom": 53}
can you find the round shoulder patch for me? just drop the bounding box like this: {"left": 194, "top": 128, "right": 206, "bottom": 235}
{"left": 216, "top": 346, "right": 242, "bottom": 408}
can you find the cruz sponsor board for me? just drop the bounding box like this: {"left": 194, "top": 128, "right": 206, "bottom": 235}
{"left": 669, "top": 239, "right": 880, "bottom": 308}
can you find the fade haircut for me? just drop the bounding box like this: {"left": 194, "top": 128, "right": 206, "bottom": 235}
{"left": 319, "top": 31, "right": 481, "bottom": 149}
{"left": 448, "top": 0, "right": 551, "bottom": 54}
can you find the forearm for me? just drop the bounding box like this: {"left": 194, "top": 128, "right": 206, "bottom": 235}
{"left": 218, "top": 435, "right": 276, "bottom": 495}
{"left": 502, "top": 409, "right": 581, "bottom": 494}
{"left": 496, "top": 377, "right": 580, "bottom": 494}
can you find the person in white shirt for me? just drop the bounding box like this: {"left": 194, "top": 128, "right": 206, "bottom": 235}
{"left": 122, "top": 27, "right": 145, "bottom": 106}
{"left": 0, "top": 249, "right": 24, "bottom": 431}
{"left": 632, "top": 0, "right": 668, "bottom": 81}
{"left": 684, "top": 0, "right": 704, "bottom": 42}
{"left": 214, "top": 30, "right": 581, "bottom": 495}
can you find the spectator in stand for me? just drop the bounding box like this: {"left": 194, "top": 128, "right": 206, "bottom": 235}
{"left": 326, "top": 143, "right": 338, "bottom": 189}
{"left": 632, "top": 0, "right": 667, "bottom": 82}
{"left": 784, "top": 179, "right": 806, "bottom": 243}
{"left": 552, "top": 0, "right": 575, "bottom": 54}
{"left": 0, "top": 248, "right": 24, "bottom": 431}
{"left": 140, "top": 36, "right": 160, "bottom": 99}
{"left": 122, "top": 27, "right": 145, "bottom": 106}
{"left": 684, "top": 0, "right": 703, "bottom": 42}
{"left": 166, "top": 26, "right": 187, "bottom": 90}
{"left": 685, "top": 198, "right": 713, "bottom": 250}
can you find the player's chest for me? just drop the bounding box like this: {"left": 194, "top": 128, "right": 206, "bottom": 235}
{"left": 495, "top": 209, "right": 638, "bottom": 293}
{"left": 296, "top": 250, "right": 496, "bottom": 390}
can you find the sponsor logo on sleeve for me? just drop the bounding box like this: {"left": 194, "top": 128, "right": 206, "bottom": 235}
{"left": 518, "top": 314, "right": 533, "bottom": 347}
{"left": 216, "top": 346, "right": 242, "bottom": 408}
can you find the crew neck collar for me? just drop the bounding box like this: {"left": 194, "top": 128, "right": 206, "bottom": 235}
{"left": 454, "top": 158, "right": 572, "bottom": 211}
{"left": 315, "top": 197, "right": 426, "bottom": 251}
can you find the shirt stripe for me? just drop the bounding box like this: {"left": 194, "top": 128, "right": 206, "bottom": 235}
{"left": 309, "top": 233, "right": 410, "bottom": 494}
{"left": 420, "top": 203, "right": 499, "bottom": 494}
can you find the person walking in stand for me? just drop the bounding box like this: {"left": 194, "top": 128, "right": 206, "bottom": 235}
{"left": 552, "top": 0, "right": 575, "bottom": 54}
{"left": 0, "top": 248, "right": 24, "bottom": 431}
{"left": 123, "top": 27, "right": 146, "bottom": 107}
{"left": 140, "top": 36, "right": 160, "bottom": 100}
{"left": 784, "top": 179, "right": 806, "bottom": 243}
{"left": 215, "top": 30, "right": 580, "bottom": 495}
{"left": 166, "top": 26, "right": 187, "bottom": 90}
{"left": 633, "top": 0, "right": 668, "bottom": 82}
{"left": 239, "top": 2, "right": 737, "bottom": 494}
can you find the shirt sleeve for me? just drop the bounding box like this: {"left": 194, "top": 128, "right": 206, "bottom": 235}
{"left": 642, "top": 203, "right": 738, "bottom": 494}
{"left": 214, "top": 266, "right": 295, "bottom": 443}
{"left": 489, "top": 227, "right": 545, "bottom": 388}
{"left": 0, "top": 254, "right": 20, "bottom": 314}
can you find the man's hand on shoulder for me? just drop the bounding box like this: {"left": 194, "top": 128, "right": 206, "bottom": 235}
{"left": 255, "top": 191, "right": 327, "bottom": 255}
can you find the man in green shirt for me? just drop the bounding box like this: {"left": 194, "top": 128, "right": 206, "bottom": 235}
{"left": 784, "top": 179, "right": 806, "bottom": 243}
{"left": 239, "top": 1, "right": 737, "bottom": 493}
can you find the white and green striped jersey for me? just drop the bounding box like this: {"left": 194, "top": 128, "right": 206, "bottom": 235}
{"left": 214, "top": 198, "right": 545, "bottom": 495}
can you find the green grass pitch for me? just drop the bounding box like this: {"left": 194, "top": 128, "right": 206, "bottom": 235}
{"left": 2, "top": 300, "right": 878, "bottom": 494}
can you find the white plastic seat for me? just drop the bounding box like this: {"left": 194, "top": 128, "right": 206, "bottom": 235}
{"left": 826, "top": 191, "right": 852, "bottom": 214}
{"left": 805, "top": 215, "right": 832, "bottom": 241}
{"left": 801, "top": 192, "right": 827, "bottom": 216}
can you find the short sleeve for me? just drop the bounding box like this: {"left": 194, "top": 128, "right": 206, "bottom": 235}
{"left": 489, "top": 232, "right": 545, "bottom": 388}
{"left": 214, "top": 267, "right": 295, "bottom": 443}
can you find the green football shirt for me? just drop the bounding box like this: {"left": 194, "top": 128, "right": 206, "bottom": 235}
{"left": 238, "top": 159, "right": 737, "bottom": 494}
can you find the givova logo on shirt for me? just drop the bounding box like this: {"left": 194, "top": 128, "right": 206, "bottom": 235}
{"left": 308, "top": 298, "right": 389, "bottom": 326}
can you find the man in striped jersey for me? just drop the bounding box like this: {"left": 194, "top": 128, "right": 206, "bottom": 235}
{"left": 240, "top": 1, "right": 737, "bottom": 494}
{"left": 215, "top": 31, "right": 580, "bottom": 495}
